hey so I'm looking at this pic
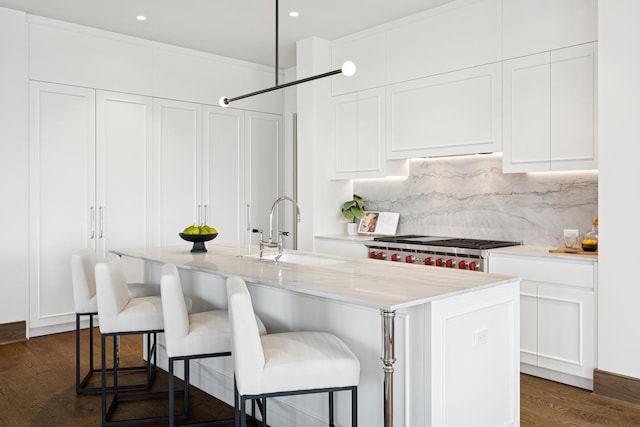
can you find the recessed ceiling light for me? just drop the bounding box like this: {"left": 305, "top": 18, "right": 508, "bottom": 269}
{"left": 289, "top": 11, "right": 299, "bottom": 17}
{"left": 136, "top": 15, "right": 147, "bottom": 21}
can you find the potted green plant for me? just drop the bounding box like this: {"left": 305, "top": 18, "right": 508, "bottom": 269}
{"left": 341, "top": 194, "right": 365, "bottom": 235}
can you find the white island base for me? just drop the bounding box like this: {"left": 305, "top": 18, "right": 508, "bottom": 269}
{"left": 116, "top": 245, "right": 520, "bottom": 427}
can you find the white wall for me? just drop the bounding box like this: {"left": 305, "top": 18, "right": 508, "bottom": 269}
{"left": 0, "top": 8, "right": 28, "bottom": 324}
{"left": 597, "top": 1, "right": 640, "bottom": 378}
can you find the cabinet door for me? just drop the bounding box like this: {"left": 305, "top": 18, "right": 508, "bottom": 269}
{"left": 331, "top": 32, "right": 385, "bottom": 96}
{"left": 503, "top": 0, "right": 598, "bottom": 60}
{"left": 245, "top": 111, "right": 281, "bottom": 245}
{"left": 387, "top": 62, "right": 502, "bottom": 159}
{"left": 203, "top": 106, "right": 244, "bottom": 244}
{"left": 152, "top": 99, "right": 202, "bottom": 246}
{"left": 29, "top": 81, "right": 96, "bottom": 331}
{"left": 550, "top": 43, "right": 597, "bottom": 171}
{"left": 537, "top": 284, "right": 595, "bottom": 379}
{"left": 96, "top": 91, "right": 152, "bottom": 282}
{"left": 333, "top": 93, "right": 358, "bottom": 177}
{"left": 502, "top": 52, "right": 551, "bottom": 173}
{"left": 520, "top": 281, "right": 538, "bottom": 366}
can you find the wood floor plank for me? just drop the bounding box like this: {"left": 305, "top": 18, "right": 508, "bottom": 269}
{"left": 4, "top": 329, "right": 640, "bottom": 426}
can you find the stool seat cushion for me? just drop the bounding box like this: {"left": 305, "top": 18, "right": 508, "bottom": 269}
{"left": 127, "top": 282, "right": 161, "bottom": 298}
{"left": 258, "top": 331, "right": 360, "bottom": 395}
{"left": 116, "top": 295, "right": 164, "bottom": 333}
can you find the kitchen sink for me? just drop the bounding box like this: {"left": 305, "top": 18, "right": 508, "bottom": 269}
{"left": 241, "top": 252, "right": 347, "bottom": 266}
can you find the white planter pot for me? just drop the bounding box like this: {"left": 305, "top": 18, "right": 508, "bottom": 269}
{"left": 347, "top": 222, "right": 358, "bottom": 235}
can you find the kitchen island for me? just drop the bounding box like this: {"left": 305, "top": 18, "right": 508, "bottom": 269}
{"left": 113, "top": 243, "right": 520, "bottom": 427}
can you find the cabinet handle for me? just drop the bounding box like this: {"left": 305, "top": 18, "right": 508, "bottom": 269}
{"left": 90, "top": 206, "right": 95, "bottom": 239}
{"left": 246, "top": 204, "right": 251, "bottom": 231}
{"left": 98, "top": 206, "right": 104, "bottom": 239}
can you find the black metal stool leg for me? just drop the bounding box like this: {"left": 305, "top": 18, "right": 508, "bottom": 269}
{"left": 329, "top": 391, "right": 335, "bottom": 427}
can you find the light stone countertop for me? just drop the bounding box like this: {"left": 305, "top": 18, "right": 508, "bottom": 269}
{"left": 113, "top": 243, "right": 519, "bottom": 311}
{"left": 488, "top": 245, "right": 598, "bottom": 263}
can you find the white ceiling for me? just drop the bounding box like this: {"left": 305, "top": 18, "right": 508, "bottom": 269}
{"left": 0, "top": 0, "right": 453, "bottom": 68}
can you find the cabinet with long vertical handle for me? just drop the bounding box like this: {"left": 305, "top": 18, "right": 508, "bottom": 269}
{"left": 28, "top": 82, "right": 152, "bottom": 336}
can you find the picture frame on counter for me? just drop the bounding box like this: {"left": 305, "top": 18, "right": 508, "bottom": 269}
{"left": 358, "top": 212, "right": 399, "bottom": 236}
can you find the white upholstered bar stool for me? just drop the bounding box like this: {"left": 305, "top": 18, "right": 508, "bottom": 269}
{"left": 71, "top": 248, "right": 161, "bottom": 394}
{"left": 226, "top": 276, "right": 360, "bottom": 427}
{"left": 95, "top": 257, "right": 166, "bottom": 426}
{"left": 160, "top": 264, "right": 267, "bottom": 426}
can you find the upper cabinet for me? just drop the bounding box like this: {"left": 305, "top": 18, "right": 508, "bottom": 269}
{"left": 386, "top": 0, "right": 502, "bottom": 85}
{"left": 386, "top": 62, "right": 502, "bottom": 159}
{"left": 503, "top": 0, "right": 598, "bottom": 60}
{"left": 503, "top": 43, "right": 597, "bottom": 173}
{"left": 332, "top": 87, "right": 408, "bottom": 179}
{"left": 331, "top": 33, "right": 386, "bottom": 96}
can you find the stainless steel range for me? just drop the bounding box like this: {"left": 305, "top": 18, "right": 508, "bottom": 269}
{"left": 364, "top": 235, "right": 522, "bottom": 272}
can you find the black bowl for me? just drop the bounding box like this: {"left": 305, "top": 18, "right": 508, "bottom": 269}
{"left": 581, "top": 243, "right": 597, "bottom": 252}
{"left": 179, "top": 232, "right": 218, "bottom": 253}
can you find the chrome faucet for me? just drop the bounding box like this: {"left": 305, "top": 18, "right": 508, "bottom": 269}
{"left": 259, "top": 196, "right": 301, "bottom": 261}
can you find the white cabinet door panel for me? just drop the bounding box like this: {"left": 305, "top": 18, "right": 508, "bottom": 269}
{"left": 153, "top": 99, "right": 202, "bottom": 246}
{"left": 331, "top": 32, "right": 386, "bottom": 96}
{"left": 29, "top": 82, "right": 96, "bottom": 329}
{"left": 550, "top": 43, "right": 597, "bottom": 170}
{"left": 520, "top": 281, "right": 538, "bottom": 366}
{"left": 537, "top": 284, "right": 594, "bottom": 379}
{"left": 386, "top": 0, "right": 502, "bottom": 84}
{"left": 502, "top": 53, "right": 551, "bottom": 173}
{"left": 387, "top": 63, "right": 501, "bottom": 158}
{"left": 203, "top": 106, "right": 244, "bottom": 244}
{"left": 334, "top": 94, "right": 358, "bottom": 174}
{"left": 96, "top": 91, "right": 152, "bottom": 282}
{"left": 503, "top": 0, "right": 598, "bottom": 60}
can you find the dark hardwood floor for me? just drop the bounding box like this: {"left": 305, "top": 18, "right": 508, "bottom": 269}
{"left": 3, "top": 328, "right": 640, "bottom": 426}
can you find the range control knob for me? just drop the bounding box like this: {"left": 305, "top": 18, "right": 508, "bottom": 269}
{"left": 376, "top": 252, "right": 386, "bottom": 260}
{"left": 405, "top": 255, "right": 415, "bottom": 263}
{"left": 390, "top": 253, "right": 399, "bottom": 261}
{"left": 435, "top": 258, "right": 444, "bottom": 267}
{"left": 369, "top": 251, "right": 377, "bottom": 259}
{"left": 458, "top": 260, "right": 467, "bottom": 270}
{"left": 424, "top": 257, "right": 433, "bottom": 266}
{"left": 469, "top": 261, "right": 478, "bottom": 271}
{"left": 445, "top": 259, "right": 454, "bottom": 268}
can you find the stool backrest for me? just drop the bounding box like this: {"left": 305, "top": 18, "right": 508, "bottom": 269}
{"left": 226, "top": 276, "right": 266, "bottom": 395}
{"left": 71, "top": 248, "right": 97, "bottom": 313}
{"left": 160, "top": 264, "right": 190, "bottom": 350}
{"left": 95, "top": 257, "right": 132, "bottom": 334}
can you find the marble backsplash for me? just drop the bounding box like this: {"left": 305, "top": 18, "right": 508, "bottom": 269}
{"left": 353, "top": 154, "right": 598, "bottom": 247}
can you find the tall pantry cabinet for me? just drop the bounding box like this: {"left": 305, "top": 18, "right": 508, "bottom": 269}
{"left": 29, "top": 82, "right": 152, "bottom": 334}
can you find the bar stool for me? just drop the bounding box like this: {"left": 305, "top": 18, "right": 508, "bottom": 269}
{"left": 95, "top": 257, "right": 166, "bottom": 426}
{"left": 160, "top": 264, "right": 267, "bottom": 426}
{"left": 226, "top": 276, "right": 360, "bottom": 427}
{"left": 71, "top": 248, "right": 161, "bottom": 394}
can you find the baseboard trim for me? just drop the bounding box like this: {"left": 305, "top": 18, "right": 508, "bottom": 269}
{"left": 593, "top": 369, "right": 640, "bottom": 405}
{"left": 0, "top": 321, "right": 27, "bottom": 345}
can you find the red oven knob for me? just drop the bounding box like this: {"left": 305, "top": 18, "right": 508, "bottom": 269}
{"left": 435, "top": 258, "right": 444, "bottom": 267}
{"left": 369, "top": 251, "right": 376, "bottom": 259}
{"left": 445, "top": 259, "right": 454, "bottom": 268}
{"left": 406, "top": 255, "right": 415, "bottom": 263}
{"left": 469, "top": 261, "right": 478, "bottom": 271}
{"left": 458, "top": 260, "right": 467, "bottom": 270}
{"left": 390, "top": 253, "right": 399, "bottom": 262}
{"left": 424, "top": 257, "right": 433, "bottom": 265}
{"left": 376, "top": 252, "right": 386, "bottom": 260}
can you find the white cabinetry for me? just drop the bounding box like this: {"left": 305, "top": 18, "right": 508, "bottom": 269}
{"left": 29, "top": 82, "right": 151, "bottom": 335}
{"left": 488, "top": 250, "right": 597, "bottom": 389}
{"left": 503, "top": 43, "right": 597, "bottom": 173}
{"left": 503, "top": 0, "right": 598, "bottom": 60}
{"left": 152, "top": 98, "right": 202, "bottom": 246}
{"left": 331, "top": 33, "right": 385, "bottom": 96}
{"left": 386, "top": 0, "right": 502, "bottom": 84}
{"left": 386, "top": 62, "right": 502, "bottom": 159}
{"left": 332, "top": 88, "right": 408, "bottom": 179}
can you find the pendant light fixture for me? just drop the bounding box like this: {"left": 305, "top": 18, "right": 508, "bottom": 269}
{"left": 219, "top": 0, "right": 356, "bottom": 108}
